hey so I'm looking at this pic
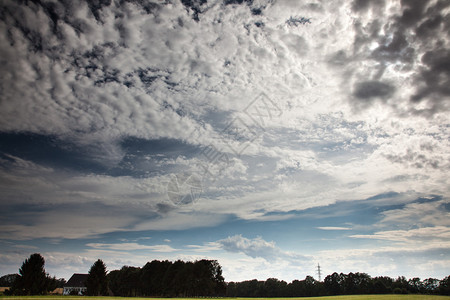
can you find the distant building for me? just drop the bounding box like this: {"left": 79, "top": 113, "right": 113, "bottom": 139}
{"left": 50, "top": 288, "right": 63, "bottom": 295}
{"left": 63, "top": 274, "right": 88, "bottom": 295}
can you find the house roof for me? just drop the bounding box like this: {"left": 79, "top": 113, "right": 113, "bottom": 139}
{"left": 64, "top": 274, "right": 89, "bottom": 288}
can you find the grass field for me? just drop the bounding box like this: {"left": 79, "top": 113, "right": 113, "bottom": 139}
{"left": 1, "top": 296, "right": 450, "bottom": 300}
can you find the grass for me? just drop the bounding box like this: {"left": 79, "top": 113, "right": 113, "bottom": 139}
{"left": 1, "top": 296, "right": 450, "bottom": 300}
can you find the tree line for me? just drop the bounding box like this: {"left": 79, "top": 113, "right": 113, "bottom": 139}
{"left": 226, "top": 273, "right": 450, "bottom": 297}
{"left": 2, "top": 253, "right": 449, "bottom": 296}
{"left": 107, "top": 259, "right": 226, "bottom": 297}
{"left": 2, "top": 253, "right": 225, "bottom": 297}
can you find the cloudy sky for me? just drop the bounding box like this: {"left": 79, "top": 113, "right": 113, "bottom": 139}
{"left": 0, "top": 0, "right": 449, "bottom": 282}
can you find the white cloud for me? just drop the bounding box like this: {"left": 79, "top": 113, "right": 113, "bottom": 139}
{"left": 186, "top": 242, "right": 222, "bottom": 252}
{"left": 86, "top": 242, "right": 178, "bottom": 252}
{"left": 317, "top": 227, "right": 352, "bottom": 231}
{"left": 379, "top": 199, "right": 450, "bottom": 227}
{"left": 0, "top": 210, "right": 134, "bottom": 240}
{"left": 217, "top": 234, "right": 308, "bottom": 263}
{"left": 350, "top": 226, "right": 450, "bottom": 246}
{"left": 133, "top": 211, "right": 228, "bottom": 231}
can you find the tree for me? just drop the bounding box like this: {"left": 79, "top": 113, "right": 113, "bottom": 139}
{"left": 113, "top": 266, "right": 141, "bottom": 297}
{"left": 372, "top": 276, "right": 393, "bottom": 294}
{"left": 140, "top": 260, "right": 172, "bottom": 296}
{"left": 264, "top": 278, "right": 287, "bottom": 297}
{"left": 423, "top": 278, "right": 439, "bottom": 294}
{"left": 438, "top": 276, "right": 450, "bottom": 296}
{"left": 210, "top": 260, "right": 226, "bottom": 296}
{"left": 408, "top": 277, "right": 423, "bottom": 294}
{"left": 0, "top": 274, "right": 19, "bottom": 287}
{"left": 9, "top": 253, "right": 55, "bottom": 295}
{"left": 55, "top": 278, "right": 66, "bottom": 288}
{"left": 191, "top": 259, "right": 226, "bottom": 296}
{"left": 106, "top": 270, "right": 121, "bottom": 296}
{"left": 393, "top": 276, "right": 409, "bottom": 294}
{"left": 286, "top": 279, "right": 306, "bottom": 297}
{"left": 86, "top": 259, "right": 108, "bottom": 296}
{"left": 304, "top": 275, "right": 321, "bottom": 297}
{"left": 164, "top": 260, "right": 195, "bottom": 297}
{"left": 324, "top": 272, "right": 344, "bottom": 295}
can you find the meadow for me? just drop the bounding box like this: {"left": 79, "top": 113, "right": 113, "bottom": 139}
{"left": 1, "top": 296, "right": 450, "bottom": 300}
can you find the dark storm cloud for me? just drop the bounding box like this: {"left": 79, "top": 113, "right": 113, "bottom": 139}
{"left": 411, "top": 47, "right": 450, "bottom": 113}
{"left": 351, "top": 81, "right": 395, "bottom": 111}
{"left": 351, "top": 0, "right": 385, "bottom": 12}
{"left": 349, "top": 0, "right": 450, "bottom": 116}
{"left": 353, "top": 81, "right": 395, "bottom": 99}
{"left": 395, "top": 0, "right": 450, "bottom": 110}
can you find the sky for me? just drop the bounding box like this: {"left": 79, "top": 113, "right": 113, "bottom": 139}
{"left": 0, "top": 0, "right": 449, "bottom": 283}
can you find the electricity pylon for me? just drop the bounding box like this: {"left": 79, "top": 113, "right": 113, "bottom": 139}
{"left": 316, "top": 263, "right": 322, "bottom": 282}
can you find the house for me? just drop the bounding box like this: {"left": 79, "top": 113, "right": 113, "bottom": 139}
{"left": 50, "top": 288, "right": 63, "bottom": 295}
{"left": 63, "top": 274, "right": 89, "bottom": 295}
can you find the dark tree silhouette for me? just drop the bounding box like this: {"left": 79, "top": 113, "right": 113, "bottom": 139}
{"left": 408, "top": 277, "right": 423, "bottom": 293}
{"left": 139, "top": 260, "right": 172, "bottom": 296}
{"left": 86, "top": 259, "right": 108, "bottom": 296}
{"left": 226, "top": 272, "right": 450, "bottom": 297}
{"left": 439, "top": 276, "right": 450, "bottom": 295}
{"left": 324, "top": 272, "right": 344, "bottom": 295}
{"left": 107, "top": 259, "right": 225, "bottom": 297}
{"left": 0, "top": 274, "right": 19, "bottom": 287}
{"left": 8, "top": 253, "right": 55, "bottom": 295}
{"left": 111, "top": 266, "right": 140, "bottom": 297}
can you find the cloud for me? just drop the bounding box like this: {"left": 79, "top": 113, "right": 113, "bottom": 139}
{"left": 351, "top": 0, "right": 385, "bottom": 12}
{"left": 379, "top": 198, "right": 450, "bottom": 227}
{"left": 0, "top": 205, "right": 136, "bottom": 240}
{"left": 317, "top": 227, "right": 352, "bottom": 231}
{"left": 86, "top": 242, "right": 178, "bottom": 252}
{"left": 384, "top": 149, "right": 444, "bottom": 169}
{"left": 133, "top": 211, "right": 228, "bottom": 231}
{"left": 353, "top": 81, "right": 395, "bottom": 100}
{"left": 216, "top": 234, "right": 308, "bottom": 263}
{"left": 344, "top": 0, "right": 450, "bottom": 117}
{"left": 186, "top": 242, "right": 222, "bottom": 252}
{"left": 217, "top": 235, "right": 277, "bottom": 260}
{"left": 350, "top": 226, "right": 450, "bottom": 245}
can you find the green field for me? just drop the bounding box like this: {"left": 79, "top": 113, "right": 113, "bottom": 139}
{"left": 1, "top": 296, "right": 450, "bottom": 300}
